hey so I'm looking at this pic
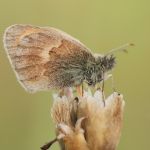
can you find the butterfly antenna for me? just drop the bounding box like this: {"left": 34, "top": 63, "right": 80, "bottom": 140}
{"left": 105, "top": 43, "right": 134, "bottom": 56}
{"left": 102, "top": 71, "right": 105, "bottom": 107}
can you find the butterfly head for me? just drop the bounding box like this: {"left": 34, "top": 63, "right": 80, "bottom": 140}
{"left": 85, "top": 54, "right": 116, "bottom": 86}
{"left": 98, "top": 54, "right": 116, "bottom": 71}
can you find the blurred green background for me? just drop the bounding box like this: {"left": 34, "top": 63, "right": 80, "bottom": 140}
{"left": 0, "top": 0, "right": 150, "bottom": 150}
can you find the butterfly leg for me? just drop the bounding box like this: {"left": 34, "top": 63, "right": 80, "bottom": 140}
{"left": 102, "top": 80, "right": 105, "bottom": 106}
{"left": 58, "top": 89, "right": 65, "bottom": 97}
{"left": 76, "top": 84, "right": 84, "bottom": 97}
{"left": 59, "top": 87, "right": 73, "bottom": 98}
{"left": 102, "top": 72, "right": 106, "bottom": 106}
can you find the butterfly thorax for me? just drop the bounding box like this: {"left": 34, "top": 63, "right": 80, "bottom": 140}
{"left": 84, "top": 55, "right": 116, "bottom": 86}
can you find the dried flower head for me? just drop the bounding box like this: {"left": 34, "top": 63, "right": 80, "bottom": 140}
{"left": 46, "top": 89, "right": 125, "bottom": 150}
{"left": 78, "top": 91, "right": 125, "bottom": 150}
{"left": 51, "top": 94, "right": 89, "bottom": 150}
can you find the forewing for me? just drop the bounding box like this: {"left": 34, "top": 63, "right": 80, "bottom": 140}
{"left": 3, "top": 24, "right": 93, "bottom": 92}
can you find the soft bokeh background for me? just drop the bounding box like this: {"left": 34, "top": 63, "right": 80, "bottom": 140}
{"left": 0, "top": 0, "right": 150, "bottom": 150}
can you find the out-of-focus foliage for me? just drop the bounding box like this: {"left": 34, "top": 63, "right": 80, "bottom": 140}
{"left": 0, "top": 0, "right": 150, "bottom": 150}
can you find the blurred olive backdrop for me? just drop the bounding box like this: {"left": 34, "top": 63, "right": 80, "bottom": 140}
{"left": 0, "top": 0, "right": 150, "bottom": 150}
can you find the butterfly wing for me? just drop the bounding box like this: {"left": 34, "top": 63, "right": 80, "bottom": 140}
{"left": 3, "top": 24, "right": 94, "bottom": 92}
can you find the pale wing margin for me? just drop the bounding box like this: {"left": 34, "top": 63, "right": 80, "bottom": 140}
{"left": 3, "top": 24, "right": 92, "bottom": 92}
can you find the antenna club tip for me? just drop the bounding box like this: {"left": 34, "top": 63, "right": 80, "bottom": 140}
{"left": 129, "top": 43, "right": 135, "bottom": 46}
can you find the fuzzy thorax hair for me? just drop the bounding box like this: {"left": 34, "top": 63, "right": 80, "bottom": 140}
{"left": 85, "top": 54, "right": 115, "bottom": 86}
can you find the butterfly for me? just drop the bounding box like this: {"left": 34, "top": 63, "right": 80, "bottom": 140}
{"left": 3, "top": 24, "right": 133, "bottom": 93}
